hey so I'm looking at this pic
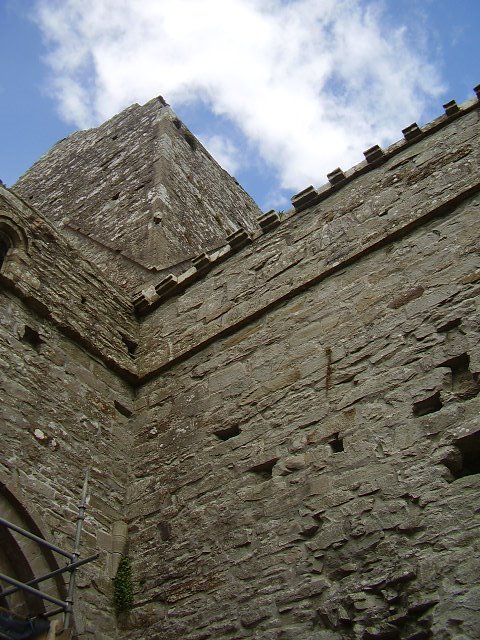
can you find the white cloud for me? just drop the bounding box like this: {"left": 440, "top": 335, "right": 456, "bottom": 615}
{"left": 35, "top": 0, "right": 444, "bottom": 194}
{"left": 198, "top": 134, "right": 242, "bottom": 176}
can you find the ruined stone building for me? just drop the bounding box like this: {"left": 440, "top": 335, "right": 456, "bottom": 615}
{"left": 0, "top": 88, "right": 479, "bottom": 640}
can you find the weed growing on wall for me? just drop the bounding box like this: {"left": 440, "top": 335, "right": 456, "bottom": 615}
{"left": 113, "top": 556, "right": 133, "bottom": 616}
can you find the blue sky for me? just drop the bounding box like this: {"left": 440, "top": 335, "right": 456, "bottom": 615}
{"left": 0, "top": 0, "right": 478, "bottom": 211}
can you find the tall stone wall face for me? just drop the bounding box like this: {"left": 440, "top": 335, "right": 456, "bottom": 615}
{"left": 13, "top": 98, "right": 261, "bottom": 289}
{"left": 128, "top": 194, "right": 480, "bottom": 640}
{"left": 1, "top": 96, "right": 479, "bottom": 640}
{"left": 0, "top": 289, "right": 133, "bottom": 639}
{"left": 126, "top": 105, "right": 480, "bottom": 639}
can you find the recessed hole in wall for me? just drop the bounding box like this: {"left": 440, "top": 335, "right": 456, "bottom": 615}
{"left": 114, "top": 400, "right": 133, "bottom": 418}
{"left": 153, "top": 213, "right": 163, "bottom": 225}
{"left": 437, "top": 318, "right": 462, "bottom": 333}
{"left": 157, "top": 521, "right": 171, "bottom": 541}
{"left": 437, "top": 353, "right": 479, "bottom": 399}
{"left": 329, "top": 433, "right": 344, "bottom": 453}
{"left": 111, "top": 192, "right": 120, "bottom": 201}
{"left": 413, "top": 391, "right": 442, "bottom": 416}
{"left": 111, "top": 135, "right": 118, "bottom": 140}
{"left": 445, "top": 431, "right": 480, "bottom": 480}
{"left": 135, "top": 183, "right": 145, "bottom": 191}
{"left": 80, "top": 296, "right": 87, "bottom": 304}
{"left": 438, "top": 352, "right": 470, "bottom": 374}
{"left": 121, "top": 334, "right": 138, "bottom": 357}
{"left": 172, "top": 118, "right": 182, "bottom": 129}
{"left": 248, "top": 458, "right": 278, "bottom": 480}
{"left": 22, "top": 326, "right": 44, "bottom": 351}
{"left": 214, "top": 425, "right": 241, "bottom": 441}
{"left": 299, "top": 524, "right": 319, "bottom": 539}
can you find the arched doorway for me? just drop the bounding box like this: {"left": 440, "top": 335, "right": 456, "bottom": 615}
{"left": 0, "top": 483, "right": 66, "bottom": 622}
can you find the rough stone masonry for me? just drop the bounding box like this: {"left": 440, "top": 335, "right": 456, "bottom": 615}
{"left": 1, "top": 89, "right": 479, "bottom": 640}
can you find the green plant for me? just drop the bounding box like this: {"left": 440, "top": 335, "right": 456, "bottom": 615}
{"left": 113, "top": 556, "right": 133, "bottom": 616}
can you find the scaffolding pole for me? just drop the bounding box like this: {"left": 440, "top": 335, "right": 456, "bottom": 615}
{"left": 0, "top": 468, "right": 95, "bottom": 632}
{"left": 64, "top": 469, "right": 90, "bottom": 629}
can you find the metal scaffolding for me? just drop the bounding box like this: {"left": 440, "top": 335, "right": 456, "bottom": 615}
{"left": 0, "top": 471, "right": 97, "bottom": 631}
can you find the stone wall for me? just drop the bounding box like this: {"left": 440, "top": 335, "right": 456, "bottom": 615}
{"left": 137, "top": 103, "right": 480, "bottom": 378}
{"left": 0, "top": 93, "right": 479, "bottom": 640}
{"left": 125, "top": 101, "right": 480, "bottom": 639}
{"left": 128, "top": 191, "right": 479, "bottom": 640}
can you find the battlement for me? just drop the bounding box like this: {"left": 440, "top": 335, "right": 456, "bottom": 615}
{"left": 132, "top": 90, "right": 480, "bottom": 315}
{"left": 132, "top": 91, "right": 480, "bottom": 367}
{"left": 3, "top": 88, "right": 478, "bottom": 385}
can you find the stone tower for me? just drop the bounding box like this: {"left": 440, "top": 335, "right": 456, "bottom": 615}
{"left": 1, "top": 90, "right": 480, "bottom": 640}
{"left": 14, "top": 96, "right": 262, "bottom": 288}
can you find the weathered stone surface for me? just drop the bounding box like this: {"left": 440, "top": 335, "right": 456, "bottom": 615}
{"left": 0, "top": 92, "right": 479, "bottom": 640}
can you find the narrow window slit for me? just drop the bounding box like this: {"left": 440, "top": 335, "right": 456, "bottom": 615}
{"left": 0, "top": 231, "right": 12, "bottom": 268}
{"left": 214, "top": 425, "right": 241, "bottom": 441}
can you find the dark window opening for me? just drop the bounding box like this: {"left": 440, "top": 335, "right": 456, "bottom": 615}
{"left": 0, "top": 231, "right": 12, "bottom": 268}
{"left": 157, "top": 521, "right": 171, "bottom": 541}
{"left": 413, "top": 391, "right": 442, "bottom": 416}
{"left": 214, "top": 425, "right": 241, "bottom": 441}
{"left": 22, "top": 326, "right": 43, "bottom": 351}
{"left": 329, "top": 433, "right": 344, "bottom": 453}
{"left": 248, "top": 458, "right": 278, "bottom": 480}
{"left": 111, "top": 192, "right": 120, "bottom": 201}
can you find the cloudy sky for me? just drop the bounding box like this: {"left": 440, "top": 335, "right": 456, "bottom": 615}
{"left": 1, "top": 0, "right": 478, "bottom": 210}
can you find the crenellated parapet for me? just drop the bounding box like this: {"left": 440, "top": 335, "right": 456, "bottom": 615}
{"left": 131, "top": 90, "right": 480, "bottom": 382}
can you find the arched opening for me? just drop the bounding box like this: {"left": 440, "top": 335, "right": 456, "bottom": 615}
{"left": 0, "top": 216, "right": 28, "bottom": 274}
{"left": 0, "top": 483, "right": 67, "bottom": 627}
